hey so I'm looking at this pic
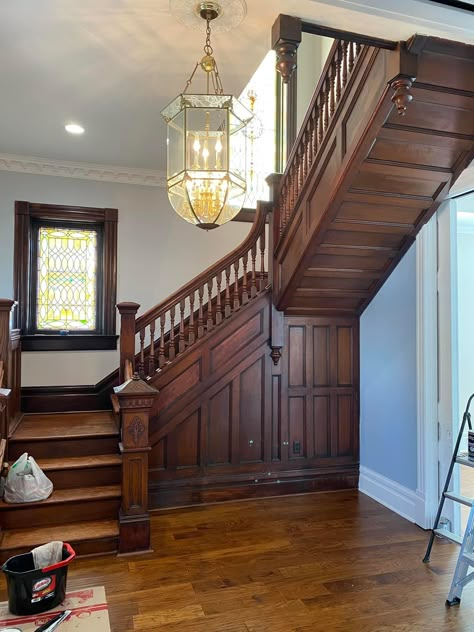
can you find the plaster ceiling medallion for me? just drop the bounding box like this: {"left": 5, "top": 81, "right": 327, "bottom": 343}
{"left": 169, "top": 0, "right": 247, "bottom": 32}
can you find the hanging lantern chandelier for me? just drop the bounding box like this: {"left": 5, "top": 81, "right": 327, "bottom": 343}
{"left": 161, "top": 2, "right": 253, "bottom": 230}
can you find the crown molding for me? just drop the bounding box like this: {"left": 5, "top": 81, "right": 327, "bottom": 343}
{"left": 0, "top": 152, "right": 167, "bottom": 188}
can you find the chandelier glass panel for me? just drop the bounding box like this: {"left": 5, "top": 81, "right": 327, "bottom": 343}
{"left": 161, "top": 5, "right": 253, "bottom": 229}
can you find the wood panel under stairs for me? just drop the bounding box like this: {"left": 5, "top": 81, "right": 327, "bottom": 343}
{"left": 0, "top": 411, "right": 120, "bottom": 563}
{"left": 273, "top": 36, "right": 474, "bottom": 316}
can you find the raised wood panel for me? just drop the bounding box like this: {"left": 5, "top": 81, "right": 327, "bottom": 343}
{"left": 301, "top": 276, "right": 373, "bottom": 291}
{"left": 288, "top": 325, "right": 306, "bottom": 387}
{"left": 311, "top": 253, "right": 390, "bottom": 272}
{"left": 272, "top": 375, "right": 281, "bottom": 461}
{"left": 369, "top": 136, "right": 461, "bottom": 170}
{"left": 313, "top": 326, "right": 330, "bottom": 387}
{"left": 336, "top": 327, "right": 353, "bottom": 386}
{"left": 210, "top": 311, "right": 263, "bottom": 372}
{"left": 414, "top": 50, "right": 474, "bottom": 93}
{"left": 288, "top": 397, "right": 306, "bottom": 460}
{"left": 208, "top": 384, "right": 232, "bottom": 465}
{"left": 307, "top": 140, "right": 339, "bottom": 232}
{"left": 322, "top": 229, "right": 404, "bottom": 249}
{"left": 156, "top": 359, "right": 202, "bottom": 412}
{"left": 343, "top": 49, "right": 386, "bottom": 151}
{"left": 313, "top": 395, "right": 330, "bottom": 457}
{"left": 336, "top": 394, "right": 354, "bottom": 457}
{"left": 149, "top": 438, "right": 165, "bottom": 470}
{"left": 351, "top": 166, "right": 447, "bottom": 199}
{"left": 239, "top": 358, "right": 265, "bottom": 463}
{"left": 387, "top": 98, "right": 474, "bottom": 138}
{"left": 174, "top": 410, "right": 200, "bottom": 469}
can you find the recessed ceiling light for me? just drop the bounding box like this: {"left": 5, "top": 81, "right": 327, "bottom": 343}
{"left": 65, "top": 123, "right": 85, "bottom": 135}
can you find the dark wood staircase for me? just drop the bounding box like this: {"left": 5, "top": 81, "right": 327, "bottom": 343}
{"left": 0, "top": 411, "right": 121, "bottom": 563}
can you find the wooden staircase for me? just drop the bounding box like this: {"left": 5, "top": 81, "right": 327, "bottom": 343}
{"left": 0, "top": 411, "right": 121, "bottom": 563}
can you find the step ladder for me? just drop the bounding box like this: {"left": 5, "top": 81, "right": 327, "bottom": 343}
{"left": 423, "top": 393, "right": 474, "bottom": 606}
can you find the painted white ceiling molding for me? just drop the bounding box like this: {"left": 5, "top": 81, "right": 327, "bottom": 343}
{"left": 0, "top": 152, "right": 167, "bottom": 188}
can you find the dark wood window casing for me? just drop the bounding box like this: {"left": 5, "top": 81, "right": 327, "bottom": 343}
{"left": 14, "top": 201, "right": 118, "bottom": 352}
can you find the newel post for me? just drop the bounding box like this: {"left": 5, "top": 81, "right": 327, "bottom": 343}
{"left": 117, "top": 302, "right": 140, "bottom": 384}
{"left": 0, "top": 300, "right": 15, "bottom": 371}
{"left": 114, "top": 374, "right": 158, "bottom": 554}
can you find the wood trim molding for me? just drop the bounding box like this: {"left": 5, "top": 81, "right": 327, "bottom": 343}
{"left": 0, "top": 152, "right": 167, "bottom": 187}
{"left": 415, "top": 216, "right": 439, "bottom": 529}
{"left": 14, "top": 201, "right": 118, "bottom": 348}
{"left": 301, "top": 22, "right": 397, "bottom": 50}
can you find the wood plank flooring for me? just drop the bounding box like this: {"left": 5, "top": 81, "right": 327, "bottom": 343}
{"left": 2, "top": 490, "right": 473, "bottom": 631}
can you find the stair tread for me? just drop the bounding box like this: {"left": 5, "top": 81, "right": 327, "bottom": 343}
{"left": 11, "top": 411, "right": 118, "bottom": 441}
{"left": 36, "top": 454, "right": 122, "bottom": 471}
{"left": 0, "top": 519, "right": 119, "bottom": 552}
{"left": 0, "top": 484, "right": 121, "bottom": 510}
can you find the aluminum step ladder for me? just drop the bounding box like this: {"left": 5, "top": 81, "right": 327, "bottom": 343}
{"left": 423, "top": 393, "right": 474, "bottom": 606}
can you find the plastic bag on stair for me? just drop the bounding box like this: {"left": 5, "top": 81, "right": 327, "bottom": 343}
{"left": 31, "top": 540, "right": 64, "bottom": 569}
{"left": 3, "top": 452, "right": 53, "bottom": 503}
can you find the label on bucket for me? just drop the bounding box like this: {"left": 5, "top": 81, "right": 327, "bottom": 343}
{"left": 31, "top": 575, "right": 56, "bottom": 603}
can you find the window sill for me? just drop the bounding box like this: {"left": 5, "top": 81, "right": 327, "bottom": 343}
{"left": 21, "top": 334, "right": 119, "bottom": 352}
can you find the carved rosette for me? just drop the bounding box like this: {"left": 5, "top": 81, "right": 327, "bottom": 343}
{"left": 127, "top": 416, "right": 145, "bottom": 446}
{"left": 390, "top": 76, "right": 414, "bottom": 116}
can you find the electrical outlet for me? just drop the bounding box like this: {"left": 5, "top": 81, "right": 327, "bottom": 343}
{"left": 293, "top": 440, "right": 301, "bottom": 454}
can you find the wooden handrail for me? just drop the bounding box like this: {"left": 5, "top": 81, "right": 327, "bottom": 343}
{"left": 136, "top": 203, "right": 268, "bottom": 331}
{"left": 118, "top": 203, "right": 269, "bottom": 382}
{"left": 275, "top": 38, "right": 368, "bottom": 245}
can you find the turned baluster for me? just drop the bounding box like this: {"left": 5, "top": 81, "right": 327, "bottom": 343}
{"left": 348, "top": 41, "right": 355, "bottom": 73}
{"left": 259, "top": 229, "right": 266, "bottom": 292}
{"left": 215, "top": 272, "right": 223, "bottom": 325}
{"left": 169, "top": 305, "right": 176, "bottom": 360}
{"left": 224, "top": 267, "right": 232, "bottom": 317}
{"left": 342, "top": 41, "right": 349, "bottom": 87}
{"left": 233, "top": 260, "right": 240, "bottom": 311}
{"left": 312, "top": 107, "right": 319, "bottom": 158}
{"left": 207, "top": 279, "right": 214, "bottom": 331}
{"left": 198, "top": 286, "right": 205, "bottom": 337}
{"left": 148, "top": 320, "right": 156, "bottom": 375}
{"left": 138, "top": 328, "right": 145, "bottom": 378}
{"left": 329, "top": 61, "right": 336, "bottom": 116}
{"left": 159, "top": 313, "right": 166, "bottom": 368}
{"left": 242, "top": 253, "right": 249, "bottom": 304}
{"left": 298, "top": 146, "right": 304, "bottom": 192}
{"left": 250, "top": 243, "right": 258, "bottom": 298}
{"left": 178, "top": 299, "right": 186, "bottom": 353}
{"left": 324, "top": 76, "right": 330, "bottom": 130}
{"left": 308, "top": 117, "right": 315, "bottom": 169}
{"left": 318, "top": 94, "right": 324, "bottom": 143}
{"left": 336, "top": 44, "right": 342, "bottom": 101}
{"left": 356, "top": 42, "right": 362, "bottom": 56}
{"left": 188, "top": 291, "right": 196, "bottom": 346}
{"left": 303, "top": 131, "right": 309, "bottom": 181}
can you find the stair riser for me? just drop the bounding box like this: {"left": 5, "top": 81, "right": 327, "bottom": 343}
{"left": 0, "top": 536, "right": 119, "bottom": 565}
{"left": 8, "top": 437, "right": 119, "bottom": 460}
{"left": 0, "top": 498, "right": 120, "bottom": 529}
{"left": 45, "top": 466, "right": 121, "bottom": 489}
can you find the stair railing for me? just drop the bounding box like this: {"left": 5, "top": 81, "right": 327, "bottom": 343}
{"left": 117, "top": 202, "right": 269, "bottom": 383}
{"left": 275, "top": 39, "right": 365, "bottom": 248}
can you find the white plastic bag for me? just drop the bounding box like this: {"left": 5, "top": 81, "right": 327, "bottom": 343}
{"left": 4, "top": 452, "right": 53, "bottom": 503}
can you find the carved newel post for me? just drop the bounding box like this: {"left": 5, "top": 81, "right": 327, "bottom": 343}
{"left": 0, "top": 299, "right": 15, "bottom": 375}
{"left": 117, "top": 302, "right": 140, "bottom": 384}
{"left": 114, "top": 374, "right": 158, "bottom": 555}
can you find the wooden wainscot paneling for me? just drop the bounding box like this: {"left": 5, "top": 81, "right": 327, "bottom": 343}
{"left": 148, "top": 306, "right": 359, "bottom": 509}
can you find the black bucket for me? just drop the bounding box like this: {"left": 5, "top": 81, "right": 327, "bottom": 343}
{"left": 1, "top": 542, "right": 76, "bottom": 615}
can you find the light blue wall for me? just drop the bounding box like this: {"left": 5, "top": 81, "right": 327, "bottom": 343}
{"left": 360, "top": 244, "right": 417, "bottom": 490}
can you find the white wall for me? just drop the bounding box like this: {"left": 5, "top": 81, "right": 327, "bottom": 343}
{"left": 0, "top": 171, "right": 249, "bottom": 386}
{"left": 296, "top": 33, "right": 333, "bottom": 133}
{"left": 360, "top": 245, "right": 418, "bottom": 491}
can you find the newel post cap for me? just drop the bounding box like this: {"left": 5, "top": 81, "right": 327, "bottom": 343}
{"left": 114, "top": 374, "right": 159, "bottom": 409}
{"left": 116, "top": 302, "right": 140, "bottom": 315}
{"left": 0, "top": 299, "right": 16, "bottom": 313}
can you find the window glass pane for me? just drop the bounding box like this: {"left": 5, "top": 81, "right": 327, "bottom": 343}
{"left": 36, "top": 226, "right": 98, "bottom": 331}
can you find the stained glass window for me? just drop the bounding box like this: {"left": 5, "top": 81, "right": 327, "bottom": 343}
{"left": 36, "top": 226, "right": 98, "bottom": 331}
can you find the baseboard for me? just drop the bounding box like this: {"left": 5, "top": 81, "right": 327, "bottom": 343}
{"left": 359, "top": 465, "right": 417, "bottom": 523}
{"left": 149, "top": 466, "right": 359, "bottom": 509}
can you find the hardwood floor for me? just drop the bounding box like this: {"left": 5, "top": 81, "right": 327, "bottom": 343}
{"left": 2, "top": 490, "right": 473, "bottom": 631}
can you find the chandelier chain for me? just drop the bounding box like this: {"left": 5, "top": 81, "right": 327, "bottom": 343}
{"left": 204, "top": 18, "right": 214, "bottom": 56}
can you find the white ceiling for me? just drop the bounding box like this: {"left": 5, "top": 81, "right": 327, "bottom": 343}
{"left": 0, "top": 0, "right": 472, "bottom": 171}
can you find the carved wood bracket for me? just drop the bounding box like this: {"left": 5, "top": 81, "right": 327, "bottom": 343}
{"left": 271, "top": 15, "right": 302, "bottom": 84}
{"left": 390, "top": 75, "right": 415, "bottom": 116}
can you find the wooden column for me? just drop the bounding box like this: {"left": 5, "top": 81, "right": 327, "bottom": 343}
{"left": 114, "top": 374, "right": 158, "bottom": 554}
{"left": 272, "top": 14, "right": 302, "bottom": 169}
{"left": 117, "top": 302, "right": 140, "bottom": 384}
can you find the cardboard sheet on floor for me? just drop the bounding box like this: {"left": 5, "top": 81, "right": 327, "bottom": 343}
{"left": 0, "top": 585, "right": 110, "bottom": 631}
